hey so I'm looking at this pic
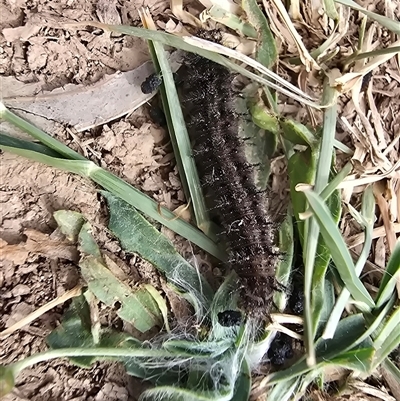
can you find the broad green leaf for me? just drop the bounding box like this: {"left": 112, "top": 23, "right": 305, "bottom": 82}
{"left": 241, "top": 0, "right": 277, "bottom": 67}
{"left": 53, "top": 210, "right": 86, "bottom": 242}
{"left": 80, "top": 256, "right": 162, "bottom": 332}
{"left": 238, "top": 97, "right": 278, "bottom": 190}
{"left": 78, "top": 221, "right": 102, "bottom": 258}
{"left": 47, "top": 295, "right": 130, "bottom": 366}
{"left": 280, "top": 119, "right": 318, "bottom": 148}
{"left": 102, "top": 191, "right": 214, "bottom": 307}
{"left": 327, "top": 348, "right": 374, "bottom": 373}
{"left": 163, "top": 339, "right": 232, "bottom": 357}
{"left": 303, "top": 189, "right": 374, "bottom": 307}
{"left": 47, "top": 295, "right": 94, "bottom": 367}
{"left": 250, "top": 104, "right": 279, "bottom": 133}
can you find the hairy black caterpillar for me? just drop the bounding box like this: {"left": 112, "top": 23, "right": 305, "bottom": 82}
{"left": 217, "top": 310, "right": 243, "bottom": 327}
{"left": 179, "top": 30, "right": 280, "bottom": 318}
{"left": 267, "top": 333, "right": 294, "bottom": 366}
{"left": 141, "top": 73, "right": 163, "bottom": 94}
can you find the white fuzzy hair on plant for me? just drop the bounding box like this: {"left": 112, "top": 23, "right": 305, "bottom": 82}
{"left": 136, "top": 319, "right": 253, "bottom": 401}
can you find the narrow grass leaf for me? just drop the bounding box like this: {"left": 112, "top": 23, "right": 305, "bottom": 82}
{"left": 0, "top": 141, "right": 224, "bottom": 260}
{"left": 80, "top": 256, "right": 162, "bottom": 332}
{"left": 323, "top": 0, "right": 339, "bottom": 20}
{"left": 382, "top": 358, "right": 400, "bottom": 390}
{"left": 0, "top": 367, "right": 14, "bottom": 397}
{"left": 145, "top": 27, "right": 211, "bottom": 236}
{"left": 102, "top": 191, "right": 214, "bottom": 307}
{"left": 304, "top": 83, "right": 340, "bottom": 346}
{"left": 266, "top": 377, "right": 302, "bottom": 401}
{"left": 375, "top": 239, "right": 400, "bottom": 308}
{"left": 0, "top": 103, "right": 86, "bottom": 160}
{"left": 323, "top": 185, "right": 375, "bottom": 338}
{"left": 0, "top": 132, "right": 62, "bottom": 157}
{"left": 374, "top": 331, "right": 400, "bottom": 369}
{"left": 303, "top": 189, "right": 374, "bottom": 307}
{"left": 242, "top": 0, "right": 277, "bottom": 67}
{"left": 288, "top": 147, "right": 317, "bottom": 363}
{"left": 373, "top": 306, "right": 400, "bottom": 363}
{"left": 334, "top": 0, "right": 400, "bottom": 35}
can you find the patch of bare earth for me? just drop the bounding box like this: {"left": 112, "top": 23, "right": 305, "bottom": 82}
{"left": 0, "top": 0, "right": 192, "bottom": 400}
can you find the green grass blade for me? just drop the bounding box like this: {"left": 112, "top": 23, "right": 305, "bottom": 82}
{"left": 303, "top": 189, "right": 374, "bottom": 307}
{"left": 0, "top": 132, "right": 63, "bottom": 157}
{"left": 382, "top": 358, "right": 400, "bottom": 389}
{"left": 0, "top": 142, "right": 224, "bottom": 261}
{"left": 323, "top": 185, "right": 375, "bottom": 338}
{"left": 323, "top": 0, "right": 339, "bottom": 20}
{"left": 266, "top": 377, "right": 302, "bottom": 401}
{"left": 373, "top": 306, "right": 400, "bottom": 368}
{"left": 231, "top": 359, "right": 251, "bottom": 401}
{"left": 301, "top": 82, "right": 340, "bottom": 364}
{"left": 274, "top": 213, "right": 294, "bottom": 311}
{"left": 375, "top": 239, "right": 400, "bottom": 308}
{"left": 0, "top": 103, "right": 85, "bottom": 160}
{"left": 147, "top": 33, "right": 211, "bottom": 236}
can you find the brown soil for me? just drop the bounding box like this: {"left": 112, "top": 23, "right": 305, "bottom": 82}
{"left": 0, "top": 1, "right": 183, "bottom": 400}
{"left": 1, "top": 0, "right": 399, "bottom": 400}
